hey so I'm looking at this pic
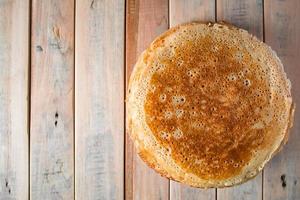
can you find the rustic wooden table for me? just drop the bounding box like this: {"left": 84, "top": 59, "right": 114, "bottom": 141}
{"left": 0, "top": 0, "right": 299, "bottom": 199}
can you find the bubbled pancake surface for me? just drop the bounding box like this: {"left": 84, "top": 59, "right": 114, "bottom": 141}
{"left": 127, "top": 22, "right": 294, "bottom": 188}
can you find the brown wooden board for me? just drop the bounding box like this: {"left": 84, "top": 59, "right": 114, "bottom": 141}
{"left": 216, "top": 0, "right": 264, "bottom": 199}
{"left": 75, "top": 0, "right": 125, "bottom": 199}
{"left": 0, "top": 1, "right": 29, "bottom": 199}
{"left": 126, "top": 0, "right": 169, "bottom": 199}
{"left": 169, "top": 0, "right": 216, "bottom": 199}
{"left": 264, "top": 0, "right": 300, "bottom": 199}
{"left": 30, "top": 0, "right": 74, "bottom": 199}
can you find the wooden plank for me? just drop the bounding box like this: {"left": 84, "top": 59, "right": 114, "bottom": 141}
{"left": 170, "top": 0, "right": 215, "bottom": 26}
{"left": 264, "top": 0, "right": 300, "bottom": 199}
{"left": 0, "top": 1, "right": 29, "bottom": 199}
{"left": 170, "top": 181, "right": 216, "bottom": 200}
{"left": 216, "top": 1, "right": 263, "bottom": 199}
{"left": 126, "top": 0, "right": 169, "bottom": 199}
{"left": 75, "top": 0, "right": 125, "bottom": 199}
{"left": 216, "top": 0, "right": 263, "bottom": 38}
{"left": 30, "top": 0, "right": 74, "bottom": 199}
{"left": 217, "top": 175, "right": 262, "bottom": 200}
{"left": 169, "top": 1, "right": 216, "bottom": 199}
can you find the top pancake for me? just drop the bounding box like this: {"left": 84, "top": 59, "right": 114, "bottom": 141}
{"left": 127, "top": 22, "right": 294, "bottom": 188}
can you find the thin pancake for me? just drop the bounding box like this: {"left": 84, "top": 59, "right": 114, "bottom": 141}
{"left": 127, "top": 22, "right": 294, "bottom": 188}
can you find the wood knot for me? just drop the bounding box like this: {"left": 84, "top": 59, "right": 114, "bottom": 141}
{"left": 52, "top": 26, "right": 61, "bottom": 40}
{"left": 281, "top": 174, "right": 287, "bottom": 188}
{"left": 36, "top": 45, "right": 43, "bottom": 52}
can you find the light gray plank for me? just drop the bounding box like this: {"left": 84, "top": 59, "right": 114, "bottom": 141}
{"left": 264, "top": 0, "right": 300, "bottom": 199}
{"left": 0, "top": 0, "right": 29, "bottom": 199}
{"left": 216, "top": 0, "right": 263, "bottom": 199}
{"left": 217, "top": 174, "right": 262, "bottom": 200}
{"left": 171, "top": 181, "right": 216, "bottom": 200}
{"left": 170, "top": 0, "right": 215, "bottom": 27}
{"left": 30, "top": 0, "right": 74, "bottom": 199}
{"left": 217, "top": 0, "right": 263, "bottom": 38}
{"left": 75, "top": 0, "right": 125, "bottom": 199}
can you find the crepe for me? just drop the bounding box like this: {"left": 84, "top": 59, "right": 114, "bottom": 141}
{"left": 127, "top": 22, "right": 294, "bottom": 188}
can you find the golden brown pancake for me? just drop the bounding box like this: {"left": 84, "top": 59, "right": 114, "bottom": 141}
{"left": 127, "top": 22, "right": 294, "bottom": 188}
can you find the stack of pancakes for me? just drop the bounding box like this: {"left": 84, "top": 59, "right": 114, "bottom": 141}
{"left": 127, "top": 22, "right": 294, "bottom": 188}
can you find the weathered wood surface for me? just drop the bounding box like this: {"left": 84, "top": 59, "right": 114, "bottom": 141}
{"left": 217, "top": 0, "right": 263, "bottom": 199}
{"left": 30, "top": 0, "right": 74, "bottom": 199}
{"left": 264, "top": 0, "right": 300, "bottom": 200}
{"left": 170, "top": 0, "right": 215, "bottom": 26}
{"left": 75, "top": 0, "right": 125, "bottom": 199}
{"left": 217, "top": 0, "right": 263, "bottom": 38}
{"left": 169, "top": 1, "right": 216, "bottom": 199}
{"left": 0, "top": 0, "right": 299, "bottom": 199}
{"left": 170, "top": 181, "right": 216, "bottom": 200}
{"left": 126, "top": 0, "right": 169, "bottom": 199}
{"left": 0, "top": 0, "right": 29, "bottom": 199}
{"left": 218, "top": 175, "right": 262, "bottom": 200}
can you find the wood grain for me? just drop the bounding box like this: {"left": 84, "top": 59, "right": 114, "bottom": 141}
{"left": 0, "top": 0, "right": 299, "bottom": 199}
{"left": 217, "top": 175, "right": 262, "bottom": 200}
{"left": 75, "top": 0, "right": 125, "bottom": 199}
{"left": 169, "top": 0, "right": 215, "bottom": 26}
{"left": 30, "top": 0, "right": 74, "bottom": 199}
{"left": 264, "top": 0, "right": 300, "bottom": 199}
{"left": 0, "top": 1, "right": 29, "bottom": 199}
{"left": 217, "top": 0, "right": 263, "bottom": 38}
{"left": 216, "top": 1, "right": 263, "bottom": 199}
{"left": 170, "top": 181, "right": 216, "bottom": 200}
{"left": 169, "top": 1, "right": 216, "bottom": 199}
{"left": 126, "top": 0, "right": 169, "bottom": 199}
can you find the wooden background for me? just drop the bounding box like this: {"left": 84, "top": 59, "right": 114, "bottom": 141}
{"left": 0, "top": 0, "right": 299, "bottom": 199}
